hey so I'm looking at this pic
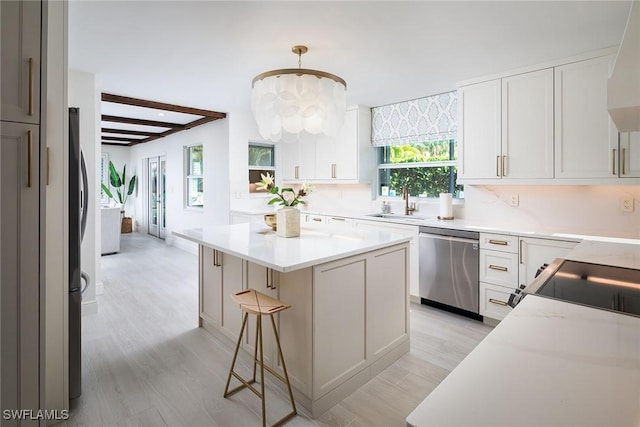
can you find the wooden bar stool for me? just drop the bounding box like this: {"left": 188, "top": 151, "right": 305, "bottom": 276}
{"left": 223, "top": 289, "right": 297, "bottom": 427}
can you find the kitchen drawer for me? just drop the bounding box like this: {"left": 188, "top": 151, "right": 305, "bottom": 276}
{"left": 326, "top": 216, "right": 354, "bottom": 228}
{"left": 479, "top": 233, "right": 519, "bottom": 253}
{"left": 480, "top": 282, "right": 513, "bottom": 321}
{"left": 304, "top": 214, "right": 326, "bottom": 227}
{"left": 480, "top": 249, "right": 518, "bottom": 288}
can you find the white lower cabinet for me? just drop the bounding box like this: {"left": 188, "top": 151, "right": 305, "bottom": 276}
{"left": 479, "top": 233, "right": 519, "bottom": 321}
{"left": 480, "top": 282, "right": 513, "bottom": 320}
{"left": 518, "top": 237, "right": 578, "bottom": 288}
{"left": 479, "top": 235, "right": 580, "bottom": 322}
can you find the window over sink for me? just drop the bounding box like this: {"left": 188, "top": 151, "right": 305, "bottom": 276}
{"left": 377, "top": 140, "right": 464, "bottom": 198}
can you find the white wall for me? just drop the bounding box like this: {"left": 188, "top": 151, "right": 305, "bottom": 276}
{"left": 45, "top": 0, "right": 69, "bottom": 412}
{"left": 462, "top": 184, "right": 640, "bottom": 237}
{"left": 129, "top": 118, "right": 230, "bottom": 252}
{"left": 68, "top": 69, "right": 99, "bottom": 314}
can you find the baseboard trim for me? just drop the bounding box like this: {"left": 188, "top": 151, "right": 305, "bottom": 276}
{"left": 95, "top": 281, "right": 104, "bottom": 296}
{"left": 410, "top": 294, "right": 420, "bottom": 304}
{"left": 169, "top": 236, "right": 198, "bottom": 254}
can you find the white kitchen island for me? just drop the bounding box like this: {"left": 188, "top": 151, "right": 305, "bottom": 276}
{"left": 174, "top": 222, "right": 412, "bottom": 418}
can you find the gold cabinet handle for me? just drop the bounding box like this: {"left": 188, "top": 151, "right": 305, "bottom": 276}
{"left": 519, "top": 239, "right": 524, "bottom": 264}
{"left": 502, "top": 155, "right": 507, "bottom": 177}
{"left": 265, "top": 268, "right": 275, "bottom": 290}
{"left": 496, "top": 156, "right": 501, "bottom": 177}
{"left": 331, "top": 217, "right": 346, "bottom": 221}
{"left": 312, "top": 217, "right": 322, "bottom": 222}
{"left": 613, "top": 148, "right": 617, "bottom": 175}
{"left": 46, "top": 146, "right": 50, "bottom": 186}
{"left": 27, "top": 130, "right": 33, "bottom": 187}
{"left": 28, "top": 58, "right": 34, "bottom": 116}
{"left": 295, "top": 165, "right": 299, "bottom": 180}
{"left": 488, "top": 239, "right": 508, "bottom": 246}
{"left": 489, "top": 264, "right": 508, "bottom": 272}
{"left": 489, "top": 298, "right": 508, "bottom": 306}
{"left": 622, "top": 148, "right": 626, "bottom": 175}
{"left": 331, "top": 163, "right": 337, "bottom": 178}
{"left": 212, "top": 250, "right": 222, "bottom": 267}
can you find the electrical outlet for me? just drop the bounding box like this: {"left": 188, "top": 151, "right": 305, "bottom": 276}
{"left": 508, "top": 194, "right": 519, "bottom": 207}
{"left": 621, "top": 196, "right": 634, "bottom": 212}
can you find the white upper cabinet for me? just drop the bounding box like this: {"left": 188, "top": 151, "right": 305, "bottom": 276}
{"left": 280, "top": 106, "right": 373, "bottom": 184}
{"left": 1, "top": 0, "right": 41, "bottom": 124}
{"left": 619, "top": 131, "right": 640, "bottom": 178}
{"left": 458, "top": 79, "right": 502, "bottom": 180}
{"left": 502, "top": 69, "right": 554, "bottom": 179}
{"left": 459, "top": 69, "right": 553, "bottom": 181}
{"left": 554, "top": 55, "right": 618, "bottom": 178}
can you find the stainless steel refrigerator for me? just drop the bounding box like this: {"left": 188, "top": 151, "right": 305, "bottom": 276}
{"left": 69, "top": 107, "right": 88, "bottom": 402}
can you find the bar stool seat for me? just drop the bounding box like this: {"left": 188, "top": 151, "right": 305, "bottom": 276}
{"left": 223, "top": 289, "right": 297, "bottom": 427}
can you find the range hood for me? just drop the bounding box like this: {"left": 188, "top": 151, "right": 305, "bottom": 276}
{"left": 608, "top": 0, "right": 640, "bottom": 132}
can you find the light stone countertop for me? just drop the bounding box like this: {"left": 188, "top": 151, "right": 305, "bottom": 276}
{"left": 174, "top": 222, "right": 412, "bottom": 272}
{"left": 406, "top": 295, "right": 640, "bottom": 427}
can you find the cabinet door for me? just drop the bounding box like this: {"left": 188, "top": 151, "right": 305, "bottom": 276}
{"left": 502, "top": 69, "right": 554, "bottom": 179}
{"left": 619, "top": 131, "right": 640, "bottom": 178}
{"left": 314, "top": 138, "right": 334, "bottom": 180}
{"left": 298, "top": 139, "right": 316, "bottom": 180}
{"left": 1, "top": 0, "right": 41, "bottom": 124}
{"left": 366, "top": 244, "right": 409, "bottom": 361}
{"left": 274, "top": 268, "right": 313, "bottom": 395}
{"left": 333, "top": 108, "right": 359, "bottom": 180}
{"left": 313, "top": 256, "right": 367, "bottom": 397}
{"left": 555, "top": 55, "right": 618, "bottom": 178}
{"left": 518, "top": 237, "right": 577, "bottom": 288}
{"left": 1, "top": 122, "right": 41, "bottom": 417}
{"left": 244, "top": 262, "right": 278, "bottom": 367}
{"left": 220, "top": 254, "right": 244, "bottom": 340}
{"left": 200, "top": 247, "right": 222, "bottom": 325}
{"left": 458, "top": 79, "right": 502, "bottom": 180}
{"left": 280, "top": 140, "right": 300, "bottom": 181}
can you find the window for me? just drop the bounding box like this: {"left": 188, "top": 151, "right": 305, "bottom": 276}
{"left": 100, "top": 153, "right": 109, "bottom": 204}
{"left": 377, "top": 140, "right": 463, "bottom": 198}
{"left": 248, "top": 143, "right": 275, "bottom": 193}
{"left": 185, "top": 145, "right": 203, "bottom": 208}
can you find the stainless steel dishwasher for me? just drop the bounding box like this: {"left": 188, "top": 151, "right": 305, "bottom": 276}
{"left": 419, "top": 226, "right": 480, "bottom": 318}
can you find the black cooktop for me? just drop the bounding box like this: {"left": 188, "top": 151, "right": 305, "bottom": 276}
{"left": 535, "top": 260, "right": 640, "bottom": 317}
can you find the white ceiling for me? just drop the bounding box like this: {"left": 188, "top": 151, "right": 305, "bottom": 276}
{"left": 69, "top": 1, "right": 632, "bottom": 117}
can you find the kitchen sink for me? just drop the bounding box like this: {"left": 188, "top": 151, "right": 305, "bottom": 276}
{"left": 365, "top": 213, "right": 425, "bottom": 222}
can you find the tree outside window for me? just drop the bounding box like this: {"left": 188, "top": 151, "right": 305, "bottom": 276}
{"left": 185, "top": 145, "right": 203, "bottom": 208}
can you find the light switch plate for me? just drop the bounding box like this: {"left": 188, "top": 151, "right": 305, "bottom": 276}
{"left": 621, "top": 196, "right": 634, "bottom": 212}
{"left": 508, "top": 194, "right": 519, "bottom": 207}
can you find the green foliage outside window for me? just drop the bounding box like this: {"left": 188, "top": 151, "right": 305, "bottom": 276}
{"left": 378, "top": 140, "right": 463, "bottom": 198}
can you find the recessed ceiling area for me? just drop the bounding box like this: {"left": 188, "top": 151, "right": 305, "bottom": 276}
{"left": 100, "top": 93, "right": 226, "bottom": 147}
{"left": 70, "top": 1, "right": 631, "bottom": 118}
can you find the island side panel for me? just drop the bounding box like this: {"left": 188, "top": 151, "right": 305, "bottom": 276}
{"left": 367, "top": 244, "right": 410, "bottom": 362}
{"left": 313, "top": 256, "right": 368, "bottom": 398}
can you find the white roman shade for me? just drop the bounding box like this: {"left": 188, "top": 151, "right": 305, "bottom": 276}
{"left": 371, "top": 91, "right": 457, "bottom": 147}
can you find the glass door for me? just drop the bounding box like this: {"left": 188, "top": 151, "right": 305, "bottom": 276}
{"left": 147, "top": 155, "right": 167, "bottom": 239}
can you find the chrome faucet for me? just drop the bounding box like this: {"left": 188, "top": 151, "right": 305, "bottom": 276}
{"left": 403, "top": 186, "right": 416, "bottom": 216}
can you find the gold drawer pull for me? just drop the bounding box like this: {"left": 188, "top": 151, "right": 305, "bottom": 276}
{"left": 312, "top": 217, "right": 322, "bottom": 222}
{"left": 489, "top": 264, "right": 508, "bottom": 272}
{"left": 489, "top": 298, "right": 508, "bottom": 306}
{"left": 613, "top": 148, "right": 617, "bottom": 175}
{"left": 488, "top": 239, "right": 508, "bottom": 246}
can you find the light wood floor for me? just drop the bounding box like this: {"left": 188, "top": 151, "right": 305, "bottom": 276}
{"left": 65, "top": 232, "right": 492, "bottom": 427}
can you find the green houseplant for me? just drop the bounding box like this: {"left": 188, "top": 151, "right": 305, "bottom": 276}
{"left": 101, "top": 161, "right": 137, "bottom": 233}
